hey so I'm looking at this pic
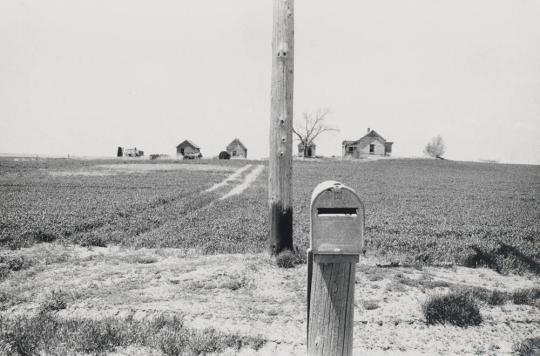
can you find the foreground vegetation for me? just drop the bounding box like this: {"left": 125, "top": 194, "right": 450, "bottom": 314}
{"left": 1, "top": 157, "right": 539, "bottom": 274}
{"left": 0, "top": 311, "right": 265, "bottom": 356}
{"left": 0, "top": 241, "right": 538, "bottom": 355}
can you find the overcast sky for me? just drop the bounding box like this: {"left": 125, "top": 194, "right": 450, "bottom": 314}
{"left": 1, "top": 0, "right": 539, "bottom": 164}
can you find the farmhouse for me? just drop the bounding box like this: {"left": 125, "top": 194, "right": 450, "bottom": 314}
{"left": 298, "top": 142, "right": 316, "bottom": 158}
{"left": 176, "top": 140, "right": 201, "bottom": 159}
{"left": 226, "top": 138, "right": 247, "bottom": 158}
{"left": 342, "top": 128, "right": 393, "bottom": 158}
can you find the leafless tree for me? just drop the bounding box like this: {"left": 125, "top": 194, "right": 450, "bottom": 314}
{"left": 424, "top": 135, "right": 446, "bottom": 159}
{"left": 293, "top": 108, "right": 339, "bottom": 158}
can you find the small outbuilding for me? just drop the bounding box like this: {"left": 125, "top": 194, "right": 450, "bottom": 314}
{"left": 226, "top": 138, "right": 247, "bottom": 158}
{"left": 342, "top": 128, "right": 393, "bottom": 159}
{"left": 124, "top": 147, "right": 144, "bottom": 157}
{"left": 298, "top": 142, "right": 316, "bottom": 158}
{"left": 176, "top": 140, "right": 201, "bottom": 159}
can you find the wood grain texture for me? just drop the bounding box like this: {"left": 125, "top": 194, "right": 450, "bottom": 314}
{"left": 308, "top": 261, "right": 355, "bottom": 356}
{"left": 268, "top": 0, "right": 294, "bottom": 254}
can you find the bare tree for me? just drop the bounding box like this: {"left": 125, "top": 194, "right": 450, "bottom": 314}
{"left": 424, "top": 135, "right": 446, "bottom": 159}
{"left": 293, "top": 108, "right": 339, "bottom": 158}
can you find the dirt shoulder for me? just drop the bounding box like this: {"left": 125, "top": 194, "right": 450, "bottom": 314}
{"left": 1, "top": 244, "right": 538, "bottom": 355}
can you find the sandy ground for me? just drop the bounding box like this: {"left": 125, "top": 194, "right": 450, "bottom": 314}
{"left": 1, "top": 244, "right": 538, "bottom": 355}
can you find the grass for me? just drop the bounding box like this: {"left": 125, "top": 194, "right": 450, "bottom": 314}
{"left": 0, "top": 312, "right": 266, "bottom": 355}
{"left": 422, "top": 291, "right": 483, "bottom": 327}
{"left": 512, "top": 287, "right": 540, "bottom": 306}
{"left": 513, "top": 337, "right": 540, "bottom": 356}
{"left": 0, "top": 291, "right": 24, "bottom": 312}
{"left": 461, "top": 286, "right": 507, "bottom": 306}
{"left": 454, "top": 286, "right": 540, "bottom": 307}
{"left": 1, "top": 157, "right": 539, "bottom": 274}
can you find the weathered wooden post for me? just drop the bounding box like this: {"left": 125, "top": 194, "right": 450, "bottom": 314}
{"left": 307, "top": 181, "right": 364, "bottom": 356}
{"left": 268, "top": 0, "right": 294, "bottom": 254}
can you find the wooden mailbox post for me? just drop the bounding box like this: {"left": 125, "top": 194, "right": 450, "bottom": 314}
{"left": 307, "top": 181, "right": 365, "bottom": 356}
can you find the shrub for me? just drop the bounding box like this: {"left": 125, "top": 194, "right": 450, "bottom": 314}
{"left": 0, "top": 255, "right": 26, "bottom": 272}
{"left": 276, "top": 250, "right": 296, "bottom": 268}
{"left": 422, "top": 291, "right": 482, "bottom": 327}
{"left": 486, "top": 290, "right": 507, "bottom": 306}
{"left": 32, "top": 230, "right": 57, "bottom": 244}
{"left": 79, "top": 233, "right": 107, "bottom": 248}
{"left": 155, "top": 325, "right": 189, "bottom": 356}
{"left": 128, "top": 255, "right": 158, "bottom": 264}
{"left": 189, "top": 328, "right": 225, "bottom": 354}
{"left": 149, "top": 314, "right": 184, "bottom": 331}
{"left": 219, "top": 279, "right": 244, "bottom": 291}
{"left": 512, "top": 288, "right": 540, "bottom": 306}
{"left": 40, "top": 290, "right": 67, "bottom": 312}
{"left": 218, "top": 151, "right": 231, "bottom": 160}
{"left": 0, "top": 291, "right": 19, "bottom": 311}
{"left": 513, "top": 337, "right": 540, "bottom": 356}
{"left": 462, "top": 287, "right": 508, "bottom": 306}
{"left": 66, "top": 317, "right": 127, "bottom": 353}
{"left": 362, "top": 300, "right": 380, "bottom": 310}
{"left": 275, "top": 247, "right": 307, "bottom": 268}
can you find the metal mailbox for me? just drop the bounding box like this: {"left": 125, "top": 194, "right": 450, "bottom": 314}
{"left": 310, "top": 180, "right": 364, "bottom": 255}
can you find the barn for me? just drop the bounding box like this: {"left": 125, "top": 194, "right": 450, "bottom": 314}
{"left": 342, "top": 129, "right": 393, "bottom": 158}
{"left": 176, "top": 140, "right": 201, "bottom": 159}
{"left": 226, "top": 138, "right": 247, "bottom": 158}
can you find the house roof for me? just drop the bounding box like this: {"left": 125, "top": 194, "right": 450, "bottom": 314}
{"left": 343, "top": 129, "right": 388, "bottom": 145}
{"left": 298, "top": 142, "right": 316, "bottom": 148}
{"left": 362, "top": 129, "right": 386, "bottom": 142}
{"left": 226, "top": 138, "right": 246, "bottom": 150}
{"left": 176, "top": 140, "right": 200, "bottom": 149}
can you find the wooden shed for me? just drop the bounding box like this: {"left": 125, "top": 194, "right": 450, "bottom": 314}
{"left": 176, "top": 140, "right": 201, "bottom": 159}
{"left": 226, "top": 138, "right": 247, "bottom": 158}
{"left": 342, "top": 129, "right": 393, "bottom": 159}
{"left": 298, "top": 142, "right": 316, "bottom": 158}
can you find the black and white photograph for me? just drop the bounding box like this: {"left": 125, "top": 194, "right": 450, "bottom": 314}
{"left": 0, "top": 0, "right": 539, "bottom": 355}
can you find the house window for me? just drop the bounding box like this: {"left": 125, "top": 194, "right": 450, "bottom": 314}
{"left": 369, "top": 144, "right": 375, "bottom": 153}
{"left": 232, "top": 151, "right": 237, "bottom": 156}
{"left": 347, "top": 146, "right": 354, "bottom": 153}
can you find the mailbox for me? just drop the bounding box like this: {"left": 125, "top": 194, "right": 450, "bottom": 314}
{"left": 307, "top": 180, "right": 364, "bottom": 355}
{"left": 310, "top": 180, "right": 364, "bottom": 255}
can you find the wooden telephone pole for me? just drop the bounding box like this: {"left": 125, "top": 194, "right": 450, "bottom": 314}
{"left": 269, "top": 0, "right": 294, "bottom": 254}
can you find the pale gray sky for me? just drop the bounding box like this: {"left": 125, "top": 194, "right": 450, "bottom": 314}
{"left": 1, "top": 0, "right": 539, "bottom": 164}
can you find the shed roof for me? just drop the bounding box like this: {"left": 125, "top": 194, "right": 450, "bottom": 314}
{"left": 226, "top": 138, "right": 246, "bottom": 150}
{"left": 176, "top": 140, "right": 200, "bottom": 149}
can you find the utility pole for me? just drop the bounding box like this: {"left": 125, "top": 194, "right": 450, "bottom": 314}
{"left": 269, "top": 0, "right": 294, "bottom": 254}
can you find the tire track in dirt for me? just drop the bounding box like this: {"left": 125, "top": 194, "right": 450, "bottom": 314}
{"left": 219, "top": 164, "right": 265, "bottom": 200}
{"left": 204, "top": 164, "right": 253, "bottom": 192}
{"left": 135, "top": 164, "right": 262, "bottom": 243}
